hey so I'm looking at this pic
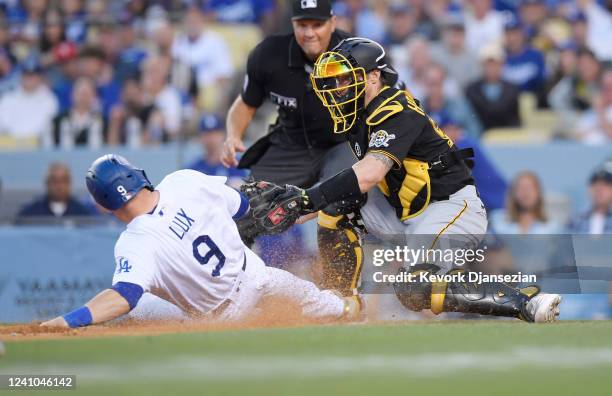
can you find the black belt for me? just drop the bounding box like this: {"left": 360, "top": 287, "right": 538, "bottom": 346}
{"left": 429, "top": 148, "right": 474, "bottom": 171}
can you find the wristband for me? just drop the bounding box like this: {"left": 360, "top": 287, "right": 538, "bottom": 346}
{"left": 63, "top": 306, "right": 93, "bottom": 328}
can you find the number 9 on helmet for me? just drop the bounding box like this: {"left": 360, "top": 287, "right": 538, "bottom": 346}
{"left": 85, "top": 154, "right": 153, "bottom": 211}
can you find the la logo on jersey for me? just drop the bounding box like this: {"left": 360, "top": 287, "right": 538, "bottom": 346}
{"left": 301, "top": 0, "right": 317, "bottom": 9}
{"left": 115, "top": 257, "right": 132, "bottom": 274}
{"left": 369, "top": 130, "right": 396, "bottom": 148}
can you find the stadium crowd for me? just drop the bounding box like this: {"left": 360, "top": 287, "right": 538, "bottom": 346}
{"left": 0, "top": 0, "right": 610, "bottom": 148}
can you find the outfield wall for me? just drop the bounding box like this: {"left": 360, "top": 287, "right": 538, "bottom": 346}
{"left": 1, "top": 226, "right": 611, "bottom": 323}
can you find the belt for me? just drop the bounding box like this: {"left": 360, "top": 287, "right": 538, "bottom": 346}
{"left": 429, "top": 148, "right": 474, "bottom": 171}
{"left": 210, "top": 254, "right": 247, "bottom": 318}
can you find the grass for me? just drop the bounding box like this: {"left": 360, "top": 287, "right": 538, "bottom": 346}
{"left": 1, "top": 321, "right": 612, "bottom": 395}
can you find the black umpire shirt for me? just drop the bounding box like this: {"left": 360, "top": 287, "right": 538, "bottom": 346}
{"left": 241, "top": 30, "right": 350, "bottom": 149}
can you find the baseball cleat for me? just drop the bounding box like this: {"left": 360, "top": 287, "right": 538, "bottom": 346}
{"left": 526, "top": 293, "right": 562, "bottom": 323}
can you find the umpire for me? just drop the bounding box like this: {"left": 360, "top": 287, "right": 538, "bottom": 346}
{"left": 221, "top": 0, "right": 361, "bottom": 296}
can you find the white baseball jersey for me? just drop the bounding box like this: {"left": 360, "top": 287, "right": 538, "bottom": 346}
{"left": 112, "top": 169, "right": 249, "bottom": 314}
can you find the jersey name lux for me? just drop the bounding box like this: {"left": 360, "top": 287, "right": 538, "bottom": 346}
{"left": 169, "top": 208, "right": 195, "bottom": 240}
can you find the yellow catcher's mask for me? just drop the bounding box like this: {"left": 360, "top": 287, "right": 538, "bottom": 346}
{"left": 311, "top": 51, "right": 366, "bottom": 133}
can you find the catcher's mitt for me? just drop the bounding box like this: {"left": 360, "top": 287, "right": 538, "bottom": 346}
{"left": 236, "top": 181, "right": 305, "bottom": 244}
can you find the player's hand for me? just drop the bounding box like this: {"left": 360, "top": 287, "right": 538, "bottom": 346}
{"left": 40, "top": 316, "right": 69, "bottom": 328}
{"left": 221, "top": 137, "right": 246, "bottom": 168}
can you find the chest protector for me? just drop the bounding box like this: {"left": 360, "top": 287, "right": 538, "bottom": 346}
{"left": 365, "top": 90, "right": 432, "bottom": 221}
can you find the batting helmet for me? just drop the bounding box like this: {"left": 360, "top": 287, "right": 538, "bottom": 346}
{"left": 86, "top": 154, "right": 153, "bottom": 211}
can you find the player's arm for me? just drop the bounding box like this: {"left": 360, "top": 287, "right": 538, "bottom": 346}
{"left": 41, "top": 282, "right": 143, "bottom": 328}
{"left": 222, "top": 42, "right": 266, "bottom": 168}
{"left": 352, "top": 152, "right": 395, "bottom": 192}
{"left": 222, "top": 96, "right": 256, "bottom": 167}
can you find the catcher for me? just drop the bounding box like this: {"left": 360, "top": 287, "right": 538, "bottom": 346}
{"left": 240, "top": 38, "right": 562, "bottom": 323}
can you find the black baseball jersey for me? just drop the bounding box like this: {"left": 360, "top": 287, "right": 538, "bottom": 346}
{"left": 242, "top": 30, "right": 350, "bottom": 149}
{"left": 347, "top": 87, "right": 474, "bottom": 221}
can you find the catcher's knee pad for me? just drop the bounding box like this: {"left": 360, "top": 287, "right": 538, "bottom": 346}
{"left": 393, "top": 265, "right": 537, "bottom": 320}
{"left": 316, "top": 211, "right": 363, "bottom": 296}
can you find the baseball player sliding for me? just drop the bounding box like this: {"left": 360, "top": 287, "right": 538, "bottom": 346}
{"left": 41, "top": 155, "right": 361, "bottom": 329}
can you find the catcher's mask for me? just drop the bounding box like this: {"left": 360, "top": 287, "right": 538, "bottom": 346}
{"left": 311, "top": 37, "right": 398, "bottom": 133}
{"left": 311, "top": 51, "right": 366, "bottom": 133}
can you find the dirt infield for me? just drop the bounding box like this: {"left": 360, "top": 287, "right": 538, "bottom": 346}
{"left": 0, "top": 300, "right": 324, "bottom": 341}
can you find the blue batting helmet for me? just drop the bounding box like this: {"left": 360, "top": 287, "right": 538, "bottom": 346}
{"left": 86, "top": 154, "right": 153, "bottom": 211}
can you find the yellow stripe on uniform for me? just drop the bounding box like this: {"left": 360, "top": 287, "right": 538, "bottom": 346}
{"left": 345, "top": 228, "right": 363, "bottom": 290}
{"left": 430, "top": 200, "right": 468, "bottom": 249}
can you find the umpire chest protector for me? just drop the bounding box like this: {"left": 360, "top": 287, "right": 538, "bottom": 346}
{"left": 347, "top": 87, "right": 475, "bottom": 221}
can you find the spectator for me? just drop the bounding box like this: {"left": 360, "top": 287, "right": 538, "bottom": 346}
{"left": 96, "top": 22, "right": 121, "bottom": 64}
{"left": 436, "top": 112, "right": 507, "bottom": 211}
{"left": 151, "top": 20, "right": 175, "bottom": 58}
{"left": 577, "top": 0, "right": 612, "bottom": 62}
{"left": 406, "top": 0, "right": 439, "bottom": 40}
{"left": 49, "top": 42, "right": 79, "bottom": 113}
{"left": 464, "top": 0, "right": 504, "bottom": 53}
{"left": 546, "top": 42, "right": 578, "bottom": 99}
{"left": 78, "top": 46, "right": 122, "bottom": 119}
{"left": 107, "top": 78, "right": 160, "bottom": 147}
{"left": 466, "top": 44, "right": 521, "bottom": 130}
{"left": 490, "top": 171, "right": 562, "bottom": 234}
{"left": 140, "top": 56, "right": 182, "bottom": 138}
{"left": 171, "top": 6, "right": 234, "bottom": 110}
{"left": 502, "top": 15, "right": 547, "bottom": 104}
{"left": 39, "top": 8, "right": 69, "bottom": 69}
{"left": 568, "top": 161, "right": 612, "bottom": 234}
{"left": 431, "top": 14, "right": 482, "bottom": 90}
{"left": 15, "top": 0, "right": 48, "bottom": 44}
{"left": 518, "top": 0, "right": 549, "bottom": 43}
{"left": 51, "top": 77, "right": 104, "bottom": 149}
{"left": 188, "top": 113, "right": 248, "bottom": 188}
{"left": 548, "top": 47, "right": 601, "bottom": 133}
{"left": 422, "top": 64, "right": 483, "bottom": 139}
{"left": 0, "top": 48, "right": 20, "bottom": 94}
{"left": 59, "top": 0, "right": 88, "bottom": 44}
{"left": 0, "top": 60, "right": 58, "bottom": 143}
{"left": 574, "top": 67, "right": 612, "bottom": 144}
{"left": 398, "top": 37, "right": 433, "bottom": 100}
{"left": 85, "top": 0, "right": 109, "bottom": 25}
{"left": 332, "top": 2, "right": 354, "bottom": 34}
{"left": 0, "top": 17, "right": 12, "bottom": 56}
{"left": 343, "top": 0, "right": 386, "bottom": 43}
{"left": 203, "top": 0, "right": 276, "bottom": 34}
{"left": 565, "top": 158, "right": 612, "bottom": 319}
{"left": 149, "top": 21, "right": 193, "bottom": 100}
{"left": 382, "top": 4, "right": 415, "bottom": 47}
{"left": 566, "top": 9, "right": 589, "bottom": 50}
{"left": 17, "top": 162, "right": 92, "bottom": 219}
{"left": 114, "top": 17, "right": 148, "bottom": 82}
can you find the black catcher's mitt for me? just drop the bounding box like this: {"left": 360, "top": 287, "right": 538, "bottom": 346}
{"left": 236, "top": 181, "right": 306, "bottom": 244}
